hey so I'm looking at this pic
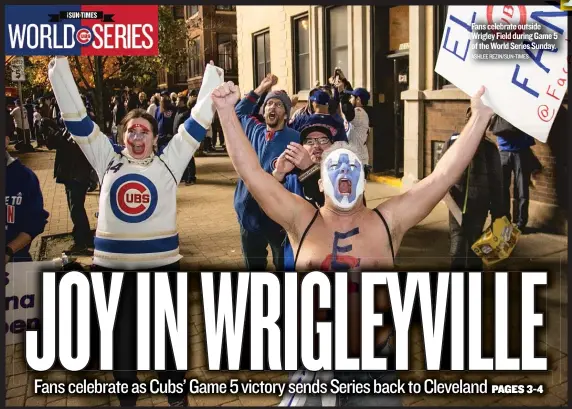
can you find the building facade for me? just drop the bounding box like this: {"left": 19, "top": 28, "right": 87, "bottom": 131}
{"left": 236, "top": 5, "right": 568, "bottom": 233}
{"left": 158, "top": 5, "right": 238, "bottom": 92}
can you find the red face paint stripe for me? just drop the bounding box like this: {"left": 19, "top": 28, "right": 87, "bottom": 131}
{"left": 128, "top": 124, "right": 150, "bottom": 132}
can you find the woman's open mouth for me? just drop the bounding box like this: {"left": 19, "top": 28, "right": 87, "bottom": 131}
{"left": 338, "top": 178, "right": 352, "bottom": 195}
{"left": 132, "top": 143, "right": 145, "bottom": 155}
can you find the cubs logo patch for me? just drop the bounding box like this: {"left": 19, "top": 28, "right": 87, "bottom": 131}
{"left": 109, "top": 174, "right": 158, "bottom": 223}
{"left": 271, "top": 157, "right": 279, "bottom": 171}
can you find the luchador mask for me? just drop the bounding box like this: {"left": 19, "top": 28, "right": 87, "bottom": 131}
{"left": 322, "top": 148, "right": 365, "bottom": 210}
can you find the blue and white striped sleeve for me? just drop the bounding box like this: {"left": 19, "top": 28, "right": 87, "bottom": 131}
{"left": 48, "top": 57, "right": 115, "bottom": 179}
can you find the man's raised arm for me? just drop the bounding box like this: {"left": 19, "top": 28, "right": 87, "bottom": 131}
{"left": 212, "top": 82, "right": 314, "bottom": 236}
{"left": 381, "top": 86, "right": 495, "bottom": 242}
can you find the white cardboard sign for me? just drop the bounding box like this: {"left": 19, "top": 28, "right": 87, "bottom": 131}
{"left": 5, "top": 261, "right": 58, "bottom": 346}
{"left": 435, "top": 5, "right": 568, "bottom": 143}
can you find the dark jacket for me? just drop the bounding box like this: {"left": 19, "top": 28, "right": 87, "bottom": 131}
{"left": 173, "top": 107, "right": 191, "bottom": 135}
{"left": 234, "top": 91, "right": 301, "bottom": 233}
{"left": 6, "top": 108, "right": 15, "bottom": 137}
{"left": 24, "top": 103, "right": 35, "bottom": 128}
{"left": 6, "top": 155, "right": 50, "bottom": 261}
{"left": 112, "top": 102, "right": 126, "bottom": 127}
{"left": 53, "top": 129, "right": 93, "bottom": 186}
{"left": 442, "top": 134, "right": 505, "bottom": 220}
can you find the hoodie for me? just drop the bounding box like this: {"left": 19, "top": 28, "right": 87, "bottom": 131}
{"left": 6, "top": 153, "right": 49, "bottom": 262}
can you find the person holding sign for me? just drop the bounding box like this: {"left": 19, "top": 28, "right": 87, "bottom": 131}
{"left": 48, "top": 56, "right": 223, "bottom": 407}
{"left": 441, "top": 107, "right": 506, "bottom": 271}
{"left": 212, "top": 81, "right": 494, "bottom": 404}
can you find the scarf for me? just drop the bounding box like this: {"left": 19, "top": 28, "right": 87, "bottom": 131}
{"left": 120, "top": 148, "right": 155, "bottom": 166}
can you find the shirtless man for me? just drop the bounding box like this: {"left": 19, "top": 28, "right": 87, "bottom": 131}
{"left": 212, "top": 82, "right": 494, "bottom": 405}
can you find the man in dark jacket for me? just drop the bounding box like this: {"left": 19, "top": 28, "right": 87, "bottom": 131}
{"left": 6, "top": 107, "right": 15, "bottom": 142}
{"left": 53, "top": 128, "right": 94, "bottom": 254}
{"left": 442, "top": 107, "right": 506, "bottom": 271}
{"left": 234, "top": 74, "right": 300, "bottom": 271}
{"left": 5, "top": 135, "right": 49, "bottom": 263}
{"left": 24, "top": 98, "right": 36, "bottom": 142}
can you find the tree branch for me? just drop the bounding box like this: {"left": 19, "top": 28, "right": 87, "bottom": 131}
{"left": 72, "top": 56, "right": 94, "bottom": 91}
{"left": 87, "top": 56, "right": 95, "bottom": 75}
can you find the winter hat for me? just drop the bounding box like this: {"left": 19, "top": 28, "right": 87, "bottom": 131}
{"left": 262, "top": 90, "right": 292, "bottom": 120}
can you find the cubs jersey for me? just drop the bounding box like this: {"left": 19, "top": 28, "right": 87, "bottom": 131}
{"left": 48, "top": 58, "right": 220, "bottom": 269}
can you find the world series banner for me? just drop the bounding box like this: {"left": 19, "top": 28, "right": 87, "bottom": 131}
{"left": 5, "top": 5, "right": 159, "bottom": 56}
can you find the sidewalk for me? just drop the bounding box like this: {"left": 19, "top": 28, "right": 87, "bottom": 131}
{"left": 6, "top": 148, "right": 568, "bottom": 406}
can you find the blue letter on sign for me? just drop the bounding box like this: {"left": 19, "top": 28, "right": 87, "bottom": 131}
{"left": 442, "top": 12, "right": 476, "bottom": 62}
{"left": 524, "top": 42, "right": 558, "bottom": 74}
{"left": 530, "top": 10, "right": 566, "bottom": 35}
{"left": 511, "top": 65, "right": 540, "bottom": 98}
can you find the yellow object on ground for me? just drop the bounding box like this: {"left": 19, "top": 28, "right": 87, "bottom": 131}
{"left": 471, "top": 216, "right": 521, "bottom": 266}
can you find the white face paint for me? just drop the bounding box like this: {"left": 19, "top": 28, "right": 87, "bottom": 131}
{"left": 321, "top": 148, "right": 365, "bottom": 210}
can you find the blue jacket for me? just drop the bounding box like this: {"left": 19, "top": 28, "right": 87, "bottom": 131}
{"left": 6, "top": 157, "right": 49, "bottom": 262}
{"left": 289, "top": 112, "right": 348, "bottom": 142}
{"left": 496, "top": 132, "right": 535, "bottom": 152}
{"left": 234, "top": 91, "right": 301, "bottom": 233}
{"left": 155, "top": 106, "right": 176, "bottom": 138}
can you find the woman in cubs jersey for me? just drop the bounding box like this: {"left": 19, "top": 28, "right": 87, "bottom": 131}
{"left": 48, "top": 57, "right": 223, "bottom": 407}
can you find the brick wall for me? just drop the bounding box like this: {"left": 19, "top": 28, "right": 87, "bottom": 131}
{"left": 424, "top": 101, "right": 568, "bottom": 209}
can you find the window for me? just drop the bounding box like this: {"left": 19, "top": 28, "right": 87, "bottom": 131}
{"left": 173, "top": 6, "right": 185, "bottom": 20}
{"left": 325, "top": 6, "right": 348, "bottom": 78}
{"left": 217, "top": 34, "right": 238, "bottom": 75}
{"left": 188, "top": 5, "right": 199, "bottom": 17}
{"left": 175, "top": 64, "right": 187, "bottom": 83}
{"left": 158, "top": 70, "right": 167, "bottom": 86}
{"left": 253, "top": 30, "right": 271, "bottom": 86}
{"left": 216, "top": 6, "right": 236, "bottom": 12}
{"left": 293, "top": 15, "right": 310, "bottom": 92}
{"left": 189, "top": 37, "right": 203, "bottom": 78}
{"left": 434, "top": 5, "right": 452, "bottom": 89}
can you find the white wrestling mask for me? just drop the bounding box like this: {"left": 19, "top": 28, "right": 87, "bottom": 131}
{"left": 321, "top": 148, "right": 365, "bottom": 210}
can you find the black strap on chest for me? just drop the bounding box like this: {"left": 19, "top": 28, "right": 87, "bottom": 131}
{"left": 373, "top": 208, "right": 395, "bottom": 261}
{"left": 294, "top": 209, "right": 321, "bottom": 268}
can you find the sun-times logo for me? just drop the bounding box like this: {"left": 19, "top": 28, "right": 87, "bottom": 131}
{"left": 110, "top": 174, "right": 158, "bottom": 223}
{"left": 7, "top": 23, "right": 154, "bottom": 50}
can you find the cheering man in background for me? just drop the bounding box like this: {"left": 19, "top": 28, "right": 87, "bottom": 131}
{"left": 233, "top": 74, "right": 300, "bottom": 271}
